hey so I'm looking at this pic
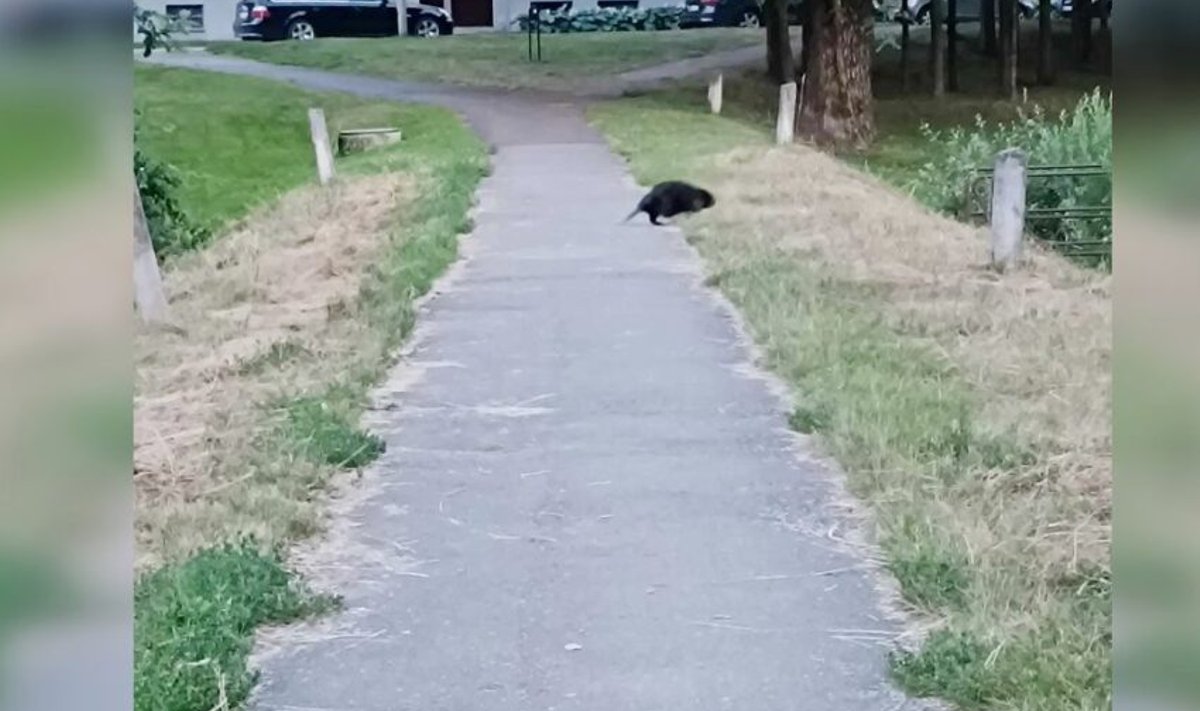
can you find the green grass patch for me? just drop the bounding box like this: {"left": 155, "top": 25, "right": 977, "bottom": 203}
{"left": 281, "top": 394, "right": 385, "bottom": 469}
{"left": 134, "top": 541, "right": 338, "bottom": 711}
{"left": 208, "top": 29, "right": 761, "bottom": 91}
{"left": 134, "top": 64, "right": 464, "bottom": 235}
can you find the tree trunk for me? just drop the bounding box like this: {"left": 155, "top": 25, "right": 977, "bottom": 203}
{"left": 930, "top": 0, "right": 945, "bottom": 97}
{"left": 998, "top": 0, "right": 1017, "bottom": 99}
{"left": 980, "top": 0, "right": 997, "bottom": 55}
{"left": 797, "top": 0, "right": 875, "bottom": 148}
{"left": 1071, "top": 0, "right": 1092, "bottom": 66}
{"left": 767, "top": 0, "right": 782, "bottom": 78}
{"left": 798, "top": 0, "right": 814, "bottom": 79}
{"left": 766, "top": 0, "right": 794, "bottom": 83}
{"left": 1096, "top": 0, "right": 1110, "bottom": 71}
{"left": 1036, "top": 0, "right": 1053, "bottom": 84}
{"left": 947, "top": 0, "right": 958, "bottom": 92}
{"left": 776, "top": 0, "right": 795, "bottom": 82}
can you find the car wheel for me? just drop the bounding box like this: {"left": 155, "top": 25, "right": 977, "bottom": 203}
{"left": 737, "top": 10, "right": 760, "bottom": 27}
{"left": 414, "top": 16, "right": 441, "bottom": 37}
{"left": 287, "top": 19, "right": 316, "bottom": 40}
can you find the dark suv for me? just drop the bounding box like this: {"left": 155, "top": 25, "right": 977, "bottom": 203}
{"left": 234, "top": 0, "right": 454, "bottom": 40}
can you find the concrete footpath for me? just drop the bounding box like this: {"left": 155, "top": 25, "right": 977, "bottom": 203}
{"left": 143, "top": 52, "right": 915, "bottom": 710}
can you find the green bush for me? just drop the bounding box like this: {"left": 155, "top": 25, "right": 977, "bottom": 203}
{"left": 909, "top": 90, "right": 1112, "bottom": 255}
{"left": 135, "top": 113, "right": 210, "bottom": 261}
{"left": 513, "top": 6, "right": 684, "bottom": 32}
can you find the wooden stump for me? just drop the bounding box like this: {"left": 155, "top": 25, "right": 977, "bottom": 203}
{"left": 337, "top": 128, "right": 403, "bottom": 156}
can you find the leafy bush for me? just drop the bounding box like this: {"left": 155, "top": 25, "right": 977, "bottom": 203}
{"left": 135, "top": 112, "right": 210, "bottom": 260}
{"left": 909, "top": 90, "right": 1112, "bottom": 253}
{"left": 513, "top": 6, "right": 684, "bottom": 32}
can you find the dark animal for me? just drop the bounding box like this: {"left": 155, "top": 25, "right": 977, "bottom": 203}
{"left": 623, "top": 181, "right": 716, "bottom": 226}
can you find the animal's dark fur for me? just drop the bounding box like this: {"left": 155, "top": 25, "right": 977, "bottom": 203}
{"left": 623, "top": 181, "right": 716, "bottom": 226}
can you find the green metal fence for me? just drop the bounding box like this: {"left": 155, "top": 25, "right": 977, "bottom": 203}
{"left": 962, "top": 162, "right": 1112, "bottom": 262}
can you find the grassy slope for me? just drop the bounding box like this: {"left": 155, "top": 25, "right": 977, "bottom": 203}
{"left": 134, "top": 66, "right": 487, "bottom": 711}
{"left": 135, "top": 63, "right": 469, "bottom": 233}
{"left": 208, "top": 29, "right": 761, "bottom": 91}
{"left": 588, "top": 65, "right": 1110, "bottom": 711}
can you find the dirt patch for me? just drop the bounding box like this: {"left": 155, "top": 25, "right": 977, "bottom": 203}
{"left": 134, "top": 174, "right": 415, "bottom": 570}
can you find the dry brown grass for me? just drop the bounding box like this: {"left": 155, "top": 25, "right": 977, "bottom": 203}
{"left": 134, "top": 174, "right": 414, "bottom": 571}
{"left": 703, "top": 143, "right": 1110, "bottom": 559}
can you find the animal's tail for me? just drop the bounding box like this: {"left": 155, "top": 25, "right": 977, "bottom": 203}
{"left": 621, "top": 198, "right": 645, "bottom": 224}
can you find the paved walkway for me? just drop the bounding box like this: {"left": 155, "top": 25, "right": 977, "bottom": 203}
{"left": 144, "top": 52, "right": 912, "bottom": 710}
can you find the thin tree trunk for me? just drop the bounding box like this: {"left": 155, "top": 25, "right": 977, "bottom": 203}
{"left": 1037, "top": 0, "right": 1053, "bottom": 84}
{"left": 765, "top": 0, "right": 794, "bottom": 83}
{"left": 980, "top": 0, "right": 997, "bottom": 55}
{"left": 797, "top": 0, "right": 875, "bottom": 147}
{"left": 947, "top": 0, "right": 958, "bottom": 91}
{"left": 998, "top": 0, "right": 1017, "bottom": 99}
{"left": 900, "top": 16, "right": 910, "bottom": 91}
{"left": 775, "top": 0, "right": 794, "bottom": 82}
{"left": 798, "top": 0, "right": 814, "bottom": 78}
{"left": 1071, "top": 0, "right": 1092, "bottom": 65}
{"left": 767, "top": 0, "right": 782, "bottom": 78}
{"left": 930, "top": 0, "right": 945, "bottom": 97}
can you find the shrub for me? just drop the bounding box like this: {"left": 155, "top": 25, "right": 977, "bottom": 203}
{"left": 513, "top": 6, "right": 684, "bottom": 32}
{"left": 908, "top": 89, "right": 1112, "bottom": 254}
{"left": 135, "top": 111, "right": 210, "bottom": 260}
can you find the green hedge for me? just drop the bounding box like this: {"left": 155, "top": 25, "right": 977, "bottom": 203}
{"left": 513, "top": 6, "right": 685, "bottom": 32}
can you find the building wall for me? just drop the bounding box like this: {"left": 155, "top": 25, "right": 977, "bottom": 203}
{"left": 490, "top": 0, "right": 680, "bottom": 30}
{"left": 138, "top": 0, "right": 237, "bottom": 41}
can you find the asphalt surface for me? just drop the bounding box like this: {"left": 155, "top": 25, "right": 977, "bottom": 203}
{"left": 142, "top": 51, "right": 912, "bottom": 710}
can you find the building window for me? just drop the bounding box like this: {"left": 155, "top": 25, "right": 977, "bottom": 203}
{"left": 165, "top": 4, "right": 204, "bottom": 33}
{"left": 597, "top": 0, "right": 638, "bottom": 7}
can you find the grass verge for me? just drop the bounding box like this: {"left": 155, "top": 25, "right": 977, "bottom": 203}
{"left": 208, "top": 28, "right": 761, "bottom": 92}
{"left": 589, "top": 85, "right": 1110, "bottom": 710}
{"left": 134, "top": 63, "right": 466, "bottom": 234}
{"left": 134, "top": 67, "right": 487, "bottom": 710}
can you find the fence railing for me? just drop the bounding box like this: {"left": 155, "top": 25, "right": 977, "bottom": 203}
{"left": 962, "top": 157, "right": 1112, "bottom": 264}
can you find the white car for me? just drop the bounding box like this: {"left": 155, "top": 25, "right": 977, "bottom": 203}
{"left": 898, "top": 0, "right": 1037, "bottom": 24}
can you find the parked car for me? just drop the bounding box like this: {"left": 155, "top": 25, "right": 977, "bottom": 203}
{"left": 897, "top": 0, "right": 1036, "bottom": 24}
{"left": 680, "top": 0, "right": 805, "bottom": 28}
{"left": 234, "top": 0, "right": 454, "bottom": 40}
{"left": 1052, "top": 0, "right": 1112, "bottom": 18}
